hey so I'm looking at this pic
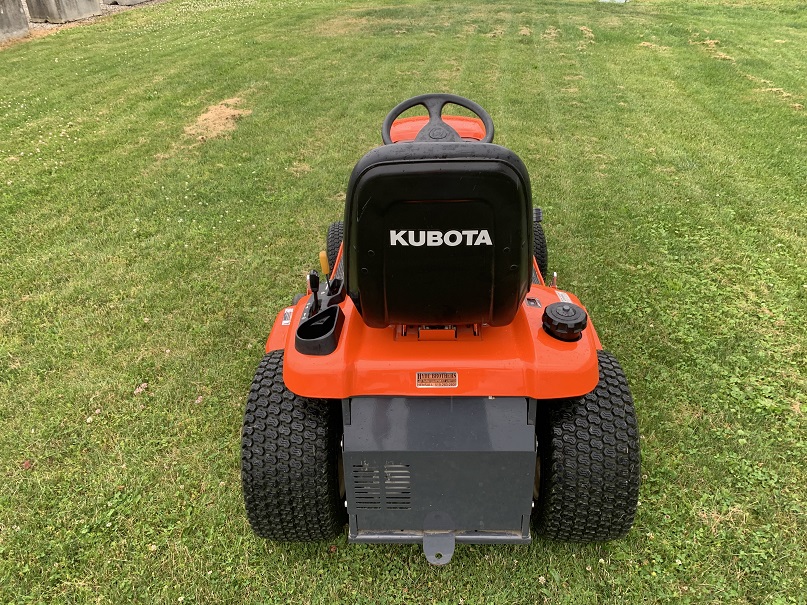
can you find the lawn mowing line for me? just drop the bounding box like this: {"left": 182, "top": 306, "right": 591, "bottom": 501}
{"left": 1, "top": 2, "right": 806, "bottom": 603}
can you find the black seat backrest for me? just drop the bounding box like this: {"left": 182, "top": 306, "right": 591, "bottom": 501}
{"left": 343, "top": 142, "right": 533, "bottom": 329}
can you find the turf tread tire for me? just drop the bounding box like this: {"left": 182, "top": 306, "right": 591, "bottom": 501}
{"left": 326, "top": 221, "right": 344, "bottom": 272}
{"left": 532, "top": 219, "right": 548, "bottom": 284}
{"left": 242, "top": 350, "right": 344, "bottom": 541}
{"left": 535, "top": 350, "right": 640, "bottom": 541}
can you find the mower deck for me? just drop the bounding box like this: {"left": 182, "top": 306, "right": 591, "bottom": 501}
{"left": 343, "top": 396, "right": 535, "bottom": 565}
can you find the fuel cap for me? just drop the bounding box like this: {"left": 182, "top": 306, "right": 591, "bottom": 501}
{"left": 542, "top": 302, "right": 588, "bottom": 342}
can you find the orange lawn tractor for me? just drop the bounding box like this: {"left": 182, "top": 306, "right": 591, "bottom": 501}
{"left": 241, "top": 94, "right": 641, "bottom": 565}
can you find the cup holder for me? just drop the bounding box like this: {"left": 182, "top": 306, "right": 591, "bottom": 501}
{"left": 295, "top": 305, "right": 345, "bottom": 356}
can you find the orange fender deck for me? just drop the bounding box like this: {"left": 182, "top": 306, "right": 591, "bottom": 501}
{"left": 266, "top": 284, "right": 601, "bottom": 400}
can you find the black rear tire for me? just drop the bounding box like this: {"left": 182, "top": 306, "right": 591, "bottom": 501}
{"left": 534, "top": 350, "right": 641, "bottom": 541}
{"left": 242, "top": 350, "right": 345, "bottom": 541}
{"left": 532, "top": 215, "right": 548, "bottom": 284}
{"left": 326, "top": 221, "right": 344, "bottom": 272}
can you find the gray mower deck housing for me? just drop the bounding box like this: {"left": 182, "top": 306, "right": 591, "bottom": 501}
{"left": 343, "top": 396, "right": 536, "bottom": 564}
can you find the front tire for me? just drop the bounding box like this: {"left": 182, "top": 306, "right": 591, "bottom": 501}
{"left": 241, "top": 350, "right": 345, "bottom": 541}
{"left": 534, "top": 350, "right": 641, "bottom": 541}
{"left": 532, "top": 212, "right": 548, "bottom": 283}
{"left": 326, "top": 221, "right": 344, "bottom": 272}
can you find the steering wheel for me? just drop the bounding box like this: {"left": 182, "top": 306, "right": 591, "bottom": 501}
{"left": 381, "top": 94, "right": 495, "bottom": 145}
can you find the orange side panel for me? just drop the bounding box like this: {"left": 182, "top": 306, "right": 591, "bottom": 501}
{"left": 275, "top": 284, "right": 601, "bottom": 400}
{"left": 265, "top": 305, "right": 297, "bottom": 353}
{"left": 266, "top": 245, "right": 345, "bottom": 353}
{"left": 390, "top": 116, "right": 487, "bottom": 143}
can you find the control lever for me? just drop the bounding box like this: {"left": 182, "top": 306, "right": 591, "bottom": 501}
{"left": 308, "top": 270, "right": 320, "bottom": 315}
{"left": 319, "top": 251, "right": 331, "bottom": 292}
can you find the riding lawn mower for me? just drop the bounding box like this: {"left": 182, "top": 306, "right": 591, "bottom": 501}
{"left": 241, "top": 94, "right": 641, "bottom": 565}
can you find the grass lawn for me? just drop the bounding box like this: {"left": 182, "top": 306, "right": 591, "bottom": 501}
{"left": 1, "top": 0, "right": 805, "bottom": 602}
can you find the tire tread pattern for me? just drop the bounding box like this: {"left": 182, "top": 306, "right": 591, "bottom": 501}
{"left": 535, "top": 350, "right": 641, "bottom": 541}
{"left": 241, "top": 350, "right": 344, "bottom": 541}
{"left": 326, "top": 221, "right": 344, "bottom": 274}
{"left": 532, "top": 219, "right": 548, "bottom": 284}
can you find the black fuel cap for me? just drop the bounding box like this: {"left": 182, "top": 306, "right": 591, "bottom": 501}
{"left": 542, "top": 302, "right": 588, "bottom": 342}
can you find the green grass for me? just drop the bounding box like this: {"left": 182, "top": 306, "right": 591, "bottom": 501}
{"left": 1, "top": 0, "right": 806, "bottom": 602}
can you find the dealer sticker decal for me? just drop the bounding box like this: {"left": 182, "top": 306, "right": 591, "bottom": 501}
{"left": 557, "top": 291, "right": 572, "bottom": 303}
{"left": 416, "top": 372, "right": 458, "bottom": 388}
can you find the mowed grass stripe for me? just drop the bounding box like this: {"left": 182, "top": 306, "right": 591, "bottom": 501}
{"left": 1, "top": 0, "right": 806, "bottom": 603}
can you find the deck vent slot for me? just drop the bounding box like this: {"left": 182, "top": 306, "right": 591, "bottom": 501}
{"left": 352, "top": 464, "right": 381, "bottom": 509}
{"left": 352, "top": 462, "right": 411, "bottom": 510}
{"left": 384, "top": 463, "right": 411, "bottom": 510}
